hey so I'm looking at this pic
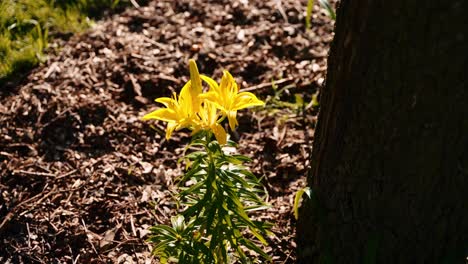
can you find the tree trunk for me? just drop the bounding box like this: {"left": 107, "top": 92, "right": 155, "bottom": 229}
{"left": 297, "top": 1, "right": 468, "bottom": 263}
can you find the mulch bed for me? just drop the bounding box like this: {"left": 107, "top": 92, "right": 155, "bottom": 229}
{"left": 0, "top": 0, "right": 334, "bottom": 262}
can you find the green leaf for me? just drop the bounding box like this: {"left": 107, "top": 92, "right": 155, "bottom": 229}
{"left": 254, "top": 220, "right": 274, "bottom": 230}
{"left": 177, "top": 166, "right": 203, "bottom": 187}
{"left": 237, "top": 185, "right": 265, "bottom": 198}
{"left": 222, "top": 170, "right": 250, "bottom": 188}
{"left": 306, "top": 0, "right": 314, "bottom": 29}
{"left": 237, "top": 169, "right": 261, "bottom": 182}
{"left": 295, "top": 93, "right": 304, "bottom": 106}
{"left": 224, "top": 187, "right": 245, "bottom": 209}
{"left": 244, "top": 204, "right": 271, "bottom": 212}
{"left": 293, "top": 187, "right": 312, "bottom": 220}
{"left": 249, "top": 227, "right": 267, "bottom": 245}
{"left": 171, "top": 215, "right": 185, "bottom": 233}
{"left": 208, "top": 225, "right": 220, "bottom": 251}
{"left": 230, "top": 205, "right": 254, "bottom": 227}
{"left": 207, "top": 140, "right": 222, "bottom": 154}
{"left": 311, "top": 92, "right": 320, "bottom": 107}
{"left": 219, "top": 242, "right": 228, "bottom": 263}
{"left": 183, "top": 198, "right": 205, "bottom": 218}
{"left": 152, "top": 242, "right": 169, "bottom": 253}
{"left": 235, "top": 245, "right": 248, "bottom": 264}
{"left": 179, "top": 180, "right": 205, "bottom": 196}
{"left": 231, "top": 154, "right": 252, "bottom": 162}
{"left": 240, "top": 238, "right": 271, "bottom": 260}
{"left": 151, "top": 225, "right": 179, "bottom": 239}
{"left": 196, "top": 242, "right": 212, "bottom": 261}
{"left": 224, "top": 155, "right": 244, "bottom": 165}
{"left": 189, "top": 138, "right": 206, "bottom": 147}
{"left": 318, "top": 0, "right": 336, "bottom": 20}
{"left": 184, "top": 151, "right": 207, "bottom": 161}
{"left": 205, "top": 203, "right": 218, "bottom": 232}
{"left": 226, "top": 139, "right": 238, "bottom": 148}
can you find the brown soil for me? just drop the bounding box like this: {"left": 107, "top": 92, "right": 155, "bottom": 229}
{"left": 0, "top": 0, "right": 334, "bottom": 263}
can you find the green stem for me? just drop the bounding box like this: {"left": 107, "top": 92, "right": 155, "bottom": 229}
{"left": 204, "top": 134, "right": 228, "bottom": 264}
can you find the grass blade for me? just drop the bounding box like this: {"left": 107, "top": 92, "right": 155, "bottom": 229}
{"left": 306, "top": 0, "right": 314, "bottom": 29}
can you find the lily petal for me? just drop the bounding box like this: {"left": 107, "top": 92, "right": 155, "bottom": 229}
{"left": 142, "top": 108, "right": 177, "bottom": 122}
{"left": 165, "top": 122, "right": 177, "bottom": 139}
{"left": 233, "top": 92, "right": 265, "bottom": 110}
{"left": 199, "top": 91, "right": 221, "bottom": 107}
{"left": 189, "top": 59, "right": 202, "bottom": 95}
{"left": 200, "top": 75, "right": 219, "bottom": 93}
{"left": 212, "top": 123, "right": 227, "bottom": 145}
{"left": 227, "top": 110, "right": 238, "bottom": 131}
{"left": 155, "top": 96, "right": 175, "bottom": 107}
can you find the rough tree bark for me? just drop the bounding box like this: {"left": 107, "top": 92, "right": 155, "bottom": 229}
{"left": 297, "top": 1, "right": 468, "bottom": 263}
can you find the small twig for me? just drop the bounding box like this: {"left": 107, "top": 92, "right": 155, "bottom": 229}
{"left": 26, "top": 222, "right": 32, "bottom": 248}
{"left": 281, "top": 250, "right": 292, "bottom": 264}
{"left": 276, "top": 126, "right": 288, "bottom": 147}
{"left": 241, "top": 77, "right": 294, "bottom": 92}
{"left": 73, "top": 254, "right": 80, "bottom": 264}
{"left": 38, "top": 107, "right": 71, "bottom": 128}
{"left": 129, "top": 73, "right": 142, "bottom": 96}
{"left": 81, "top": 218, "right": 103, "bottom": 261}
{"left": 0, "top": 189, "right": 51, "bottom": 233}
{"left": 0, "top": 186, "right": 81, "bottom": 234}
{"left": 156, "top": 73, "right": 181, "bottom": 84}
{"left": 140, "top": 35, "right": 167, "bottom": 50}
{"left": 21, "top": 253, "right": 46, "bottom": 264}
{"left": 274, "top": 0, "right": 289, "bottom": 23}
{"left": 56, "top": 169, "right": 78, "bottom": 179}
{"left": 68, "top": 242, "right": 81, "bottom": 264}
{"left": 0, "top": 151, "right": 13, "bottom": 157}
{"left": 129, "top": 0, "right": 140, "bottom": 8}
{"left": 12, "top": 170, "right": 56, "bottom": 177}
{"left": 100, "top": 238, "right": 143, "bottom": 254}
{"left": 130, "top": 215, "right": 137, "bottom": 237}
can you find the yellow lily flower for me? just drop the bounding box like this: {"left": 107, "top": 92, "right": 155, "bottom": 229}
{"left": 188, "top": 59, "right": 202, "bottom": 113}
{"left": 199, "top": 70, "right": 265, "bottom": 130}
{"left": 142, "top": 60, "right": 205, "bottom": 140}
{"left": 193, "top": 101, "right": 227, "bottom": 145}
{"left": 142, "top": 81, "right": 197, "bottom": 140}
{"left": 142, "top": 60, "right": 263, "bottom": 143}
